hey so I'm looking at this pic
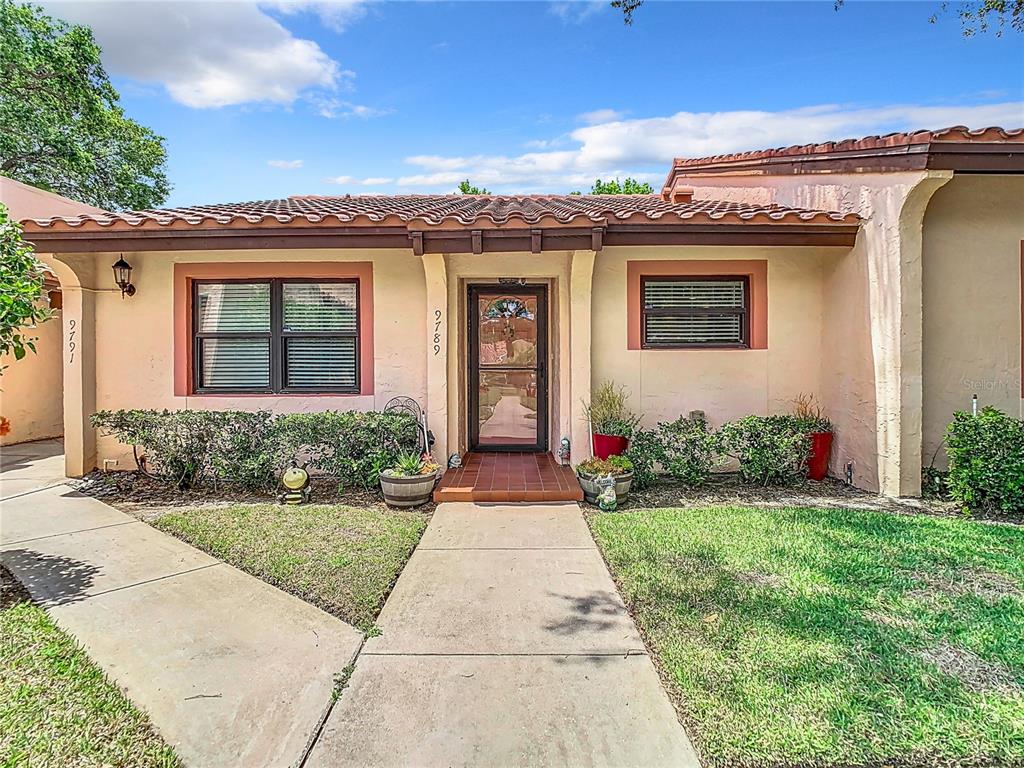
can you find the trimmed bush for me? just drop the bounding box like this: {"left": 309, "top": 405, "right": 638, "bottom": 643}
{"left": 945, "top": 407, "right": 1024, "bottom": 514}
{"left": 656, "top": 415, "right": 719, "bottom": 488}
{"left": 625, "top": 428, "right": 661, "bottom": 490}
{"left": 718, "top": 415, "right": 809, "bottom": 486}
{"left": 92, "top": 409, "right": 421, "bottom": 491}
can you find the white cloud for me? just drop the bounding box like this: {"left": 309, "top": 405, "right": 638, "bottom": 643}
{"left": 325, "top": 175, "right": 355, "bottom": 184}
{"left": 314, "top": 97, "right": 393, "bottom": 119}
{"left": 45, "top": 1, "right": 343, "bottom": 108}
{"left": 265, "top": 0, "right": 368, "bottom": 33}
{"left": 577, "top": 108, "right": 626, "bottom": 125}
{"left": 548, "top": 1, "right": 605, "bottom": 24}
{"left": 360, "top": 177, "right": 393, "bottom": 185}
{"left": 395, "top": 101, "right": 1024, "bottom": 192}
{"left": 268, "top": 159, "right": 304, "bottom": 169}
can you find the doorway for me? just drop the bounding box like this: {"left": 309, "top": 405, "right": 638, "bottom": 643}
{"left": 467, "top": 284, "right": 548, "bottom": 452}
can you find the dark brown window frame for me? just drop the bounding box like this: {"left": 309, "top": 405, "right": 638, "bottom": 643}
{"left": 640, "top": 274, "right": 751, "bottom": 350}
{"left": 192, "top": 277, "right": 360, "bottom": 394}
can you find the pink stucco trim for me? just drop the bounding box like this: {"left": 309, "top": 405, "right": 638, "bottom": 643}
{"left": 173, "top": 262, "right": 374, "bottom": 396}
{"left": 626, "top": 259, "right": 768, "bottom": 350}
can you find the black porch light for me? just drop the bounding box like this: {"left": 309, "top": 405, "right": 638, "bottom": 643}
{"left": 112, "top": 256, "right": 136, "bottom": 298}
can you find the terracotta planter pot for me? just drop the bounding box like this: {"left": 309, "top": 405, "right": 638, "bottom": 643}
{"left": 592, "top": 433, "right": 629, "bottom": 459}
{"left": 380, "top": 471, "right": 438, "bottom": 508}
{"left": 578, "top": 471, "right": 633, "bottom": 505}
{"left": 806, "top": 431, "right": 834, "bottom": 481}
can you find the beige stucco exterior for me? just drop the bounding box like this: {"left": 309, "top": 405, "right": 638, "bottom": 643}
{"left": 1, "top": 178, "right": 106, "bottom": 447}
{"left": 592, "top": 245, "right": 842, "bottom": 430}
{"left": 921, "top": 175, "right": 1024, "bottom": 467}
{"left": 670, "top": 170, "right": 957, "bottom": 495}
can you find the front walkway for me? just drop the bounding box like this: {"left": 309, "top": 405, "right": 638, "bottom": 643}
{"left": 0, "top": 441, "right": 363, "bottom": 767}
{"left": 307, "top": 502, "right": 699, "bottom": 767}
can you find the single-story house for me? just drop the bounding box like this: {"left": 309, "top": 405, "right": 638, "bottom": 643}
{"left": 16, "top": 125, "right": 1024, "bottom": 497}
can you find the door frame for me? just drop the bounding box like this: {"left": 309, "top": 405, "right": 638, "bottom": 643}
{"left": 467, "top": 283, "right": 549, "bottom": 452}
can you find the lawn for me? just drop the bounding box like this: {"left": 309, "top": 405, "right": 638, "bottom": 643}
{"left": 589, "top": 505, "right": 1024, "bottom": 767}
{"left": 0, "top": 567, "right": 179, "bottom": 768}
{"left": 155, "top": 503, "right": 427, "bottom": 631}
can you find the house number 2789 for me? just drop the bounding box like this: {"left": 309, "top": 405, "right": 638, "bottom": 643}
{"left": 433, "top": 309, "right": 443, "bottom": 355}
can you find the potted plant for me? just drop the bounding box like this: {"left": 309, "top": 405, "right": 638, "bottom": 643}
{"left": 583, "top": 381, "right": 641, "bottom": 459}
{"left": 380, "top": 452, "right": 441, "bottom": 507}
{"left": 576, "top": 455, "right": 634, "bottom": 506}
{"left": 792, "top": 393, "right": 833, "bottom": 481}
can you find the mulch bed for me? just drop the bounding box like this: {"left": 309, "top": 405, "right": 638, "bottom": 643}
{"left": 71, "top": 470, "right": 437, "bottom": 520}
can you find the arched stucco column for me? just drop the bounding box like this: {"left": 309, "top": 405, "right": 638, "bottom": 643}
{"left": 35, "top": 252, "right": 99, "bottom": 477}
{"left": 569, "top": 250, "right": 596, "bottom": 462}
{"left": 422, "top": 252, "right": 449, "bottom": 462}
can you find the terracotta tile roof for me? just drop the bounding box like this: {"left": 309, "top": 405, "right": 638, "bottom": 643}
{"left": 672, "top": 125, "right": 1024, "bottom": 170}
{"left": 20, "top": 193, "right": 857, "bottom": 233}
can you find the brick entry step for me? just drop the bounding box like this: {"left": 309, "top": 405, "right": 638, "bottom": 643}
{"left": 433, "top": 452, "right": 583, "bottom": 503}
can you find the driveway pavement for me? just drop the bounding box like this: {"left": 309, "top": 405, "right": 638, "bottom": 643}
{"left": 307, "top": 502, "right": 700, "bottom": 768}
{"left": 0, "top": 441, "right": 363, "bottom": 768}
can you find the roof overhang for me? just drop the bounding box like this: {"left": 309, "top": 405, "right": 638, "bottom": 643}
{"left": 23, "top": 220, "right": 858, "bottom": 254}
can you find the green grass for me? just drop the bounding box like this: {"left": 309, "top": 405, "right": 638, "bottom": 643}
{"left": 588, "top": 506, "right": 1024, "bottom": 767}
{"left": 155, "top": 503, "right": 427, "bottom": 631}
{"left": 0, "top": 571, "right": 179, "bottom": 768}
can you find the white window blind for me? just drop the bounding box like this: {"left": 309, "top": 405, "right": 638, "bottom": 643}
{"left": 196, "top": 283, "right": 271, "bottom": 389}
{"left": 642, "top": 278, "right": 747, "bottom": 347}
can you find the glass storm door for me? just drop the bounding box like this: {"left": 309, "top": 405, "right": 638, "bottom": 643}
{"left": 468, "top": 285, "right": 548, "bottom": 451}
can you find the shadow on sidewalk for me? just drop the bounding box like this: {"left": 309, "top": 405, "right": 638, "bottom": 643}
{"left": 0, "top": 548, "right": 99, "bottom": 605}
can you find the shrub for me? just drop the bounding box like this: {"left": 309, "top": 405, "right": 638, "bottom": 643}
{"left": 718, "top": 415, "right": 809, "bottom": 486}
{"left": 656, "top": 415, "right": 719, "bottom": 488}
{"left": 945, "top": 407, "right": 1024, "bottom": 514}
{"left": 625, "top": 428, "right": 660, "bottom": 490}
{"left": 583, "top": 381, "right": 641, "bottom": 438}
{"left": 276, "top": 410, "right": 421, "bottom": 489}
{"left": 92, "top": 408, "right": 421, "bottom": 491}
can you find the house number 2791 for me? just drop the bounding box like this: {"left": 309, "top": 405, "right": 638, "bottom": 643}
{"left": 433, "top": 309, "right": 443, "bottom": 355}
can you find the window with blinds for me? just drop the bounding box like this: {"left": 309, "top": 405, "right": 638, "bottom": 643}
{"left": 193, "top": 279, "right": 360, "bottom": 393}
{"left": 641, "top": 276, "right": 749, "bottom": 348}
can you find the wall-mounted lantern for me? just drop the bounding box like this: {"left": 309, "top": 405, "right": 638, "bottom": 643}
{"left": 111, "top": 256, "right": 136, "bottom": 298}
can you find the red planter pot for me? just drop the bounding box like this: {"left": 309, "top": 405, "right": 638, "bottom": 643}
{"left": 592, "top": 433, "right": 629, "bottom": 459}
{"left": 807, "top": 431, "right": 834, "bottom": 481}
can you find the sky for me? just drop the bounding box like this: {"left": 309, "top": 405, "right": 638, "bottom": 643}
{"left": 43, "top": 0, "right": 1024, "bottom": 207}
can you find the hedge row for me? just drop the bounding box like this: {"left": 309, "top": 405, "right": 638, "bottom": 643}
{"left": 91, "top": 409, "right": 422, "bottom": 491}
{"left": 626, "top": 414, "right": 815, "bottom": 490}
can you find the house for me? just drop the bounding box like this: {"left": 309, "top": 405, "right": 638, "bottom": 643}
{"left": 0, "top": 176, "right": 107, "bottom": 446}
{"left": 16, "top": 126, "right": 1024, "bottom": 497}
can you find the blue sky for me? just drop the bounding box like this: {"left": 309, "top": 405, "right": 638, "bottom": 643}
{"left": 46, "top": 1, "right": 1024, "bottom": 207}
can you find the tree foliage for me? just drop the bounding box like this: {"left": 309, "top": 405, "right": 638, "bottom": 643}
{"left": 0, "top": 1, "right": 170, "bottom": 210}
{"left": 618, "top": 0, "right": 1023, "bottom": 35}
{"left": 578, "top": 177, "right": 654, "bottom": 195}
{"left": 0, "top": 202, "right": 53, "bottom": 370}
{"left": 457, "top": 179, "right": 490, "bottom": 194}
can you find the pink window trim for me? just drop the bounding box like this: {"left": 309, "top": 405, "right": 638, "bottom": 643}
{"left": 626, "top": 259, "right": 768, "bottom": 351}
{"left": 173, "top": 262, "right": 374, "bottom": 396}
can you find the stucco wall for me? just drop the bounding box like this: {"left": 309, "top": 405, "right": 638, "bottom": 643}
{"left": 86, "top": 248, "right": 427, "bottom": 467}
{"left": 591, "top": 245, "right": 840, "bottom": 433}
{"left": 922, "top": 174, "right": 1024, "bottom": 468}
{"left": 0, "top": 312, "right": 63, "bottom": 445}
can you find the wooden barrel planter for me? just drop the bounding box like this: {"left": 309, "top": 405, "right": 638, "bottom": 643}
{"left": 380, "top": 472, "right": 438, "bottom": 508}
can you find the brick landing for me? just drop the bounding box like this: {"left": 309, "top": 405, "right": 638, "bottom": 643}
{"left": 433, "top": 452, "right": 583, "bottom": 503}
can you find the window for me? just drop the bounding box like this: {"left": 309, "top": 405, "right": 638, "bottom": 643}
{"left": 193, "top": 279, "right": 359, "bottom": 393}
{"left": 641, "top": 276, "right": 749, "bottom": 348}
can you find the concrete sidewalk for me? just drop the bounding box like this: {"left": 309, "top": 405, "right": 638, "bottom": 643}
{"left": 307, "top": 502, "right": 700, "bottom": 768}
{"left": 0, "top": 445, "right": 363, "bottom": 768}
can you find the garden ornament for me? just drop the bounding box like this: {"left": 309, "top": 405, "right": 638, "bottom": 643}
{"left": 448, "top": 452, "right": 463, "bottom": 469}
{"left": 278, "top": 461, "right": 311, "bottom": 505}
{"left": 596, "top": 474, "right": 618, "bottom": 512}
{"left": 558, "top": 437, "right": 571, "bottom": 465}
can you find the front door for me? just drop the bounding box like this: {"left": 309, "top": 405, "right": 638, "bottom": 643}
{"left": 468, "top": 285, "right": 548, "bottom": 452}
